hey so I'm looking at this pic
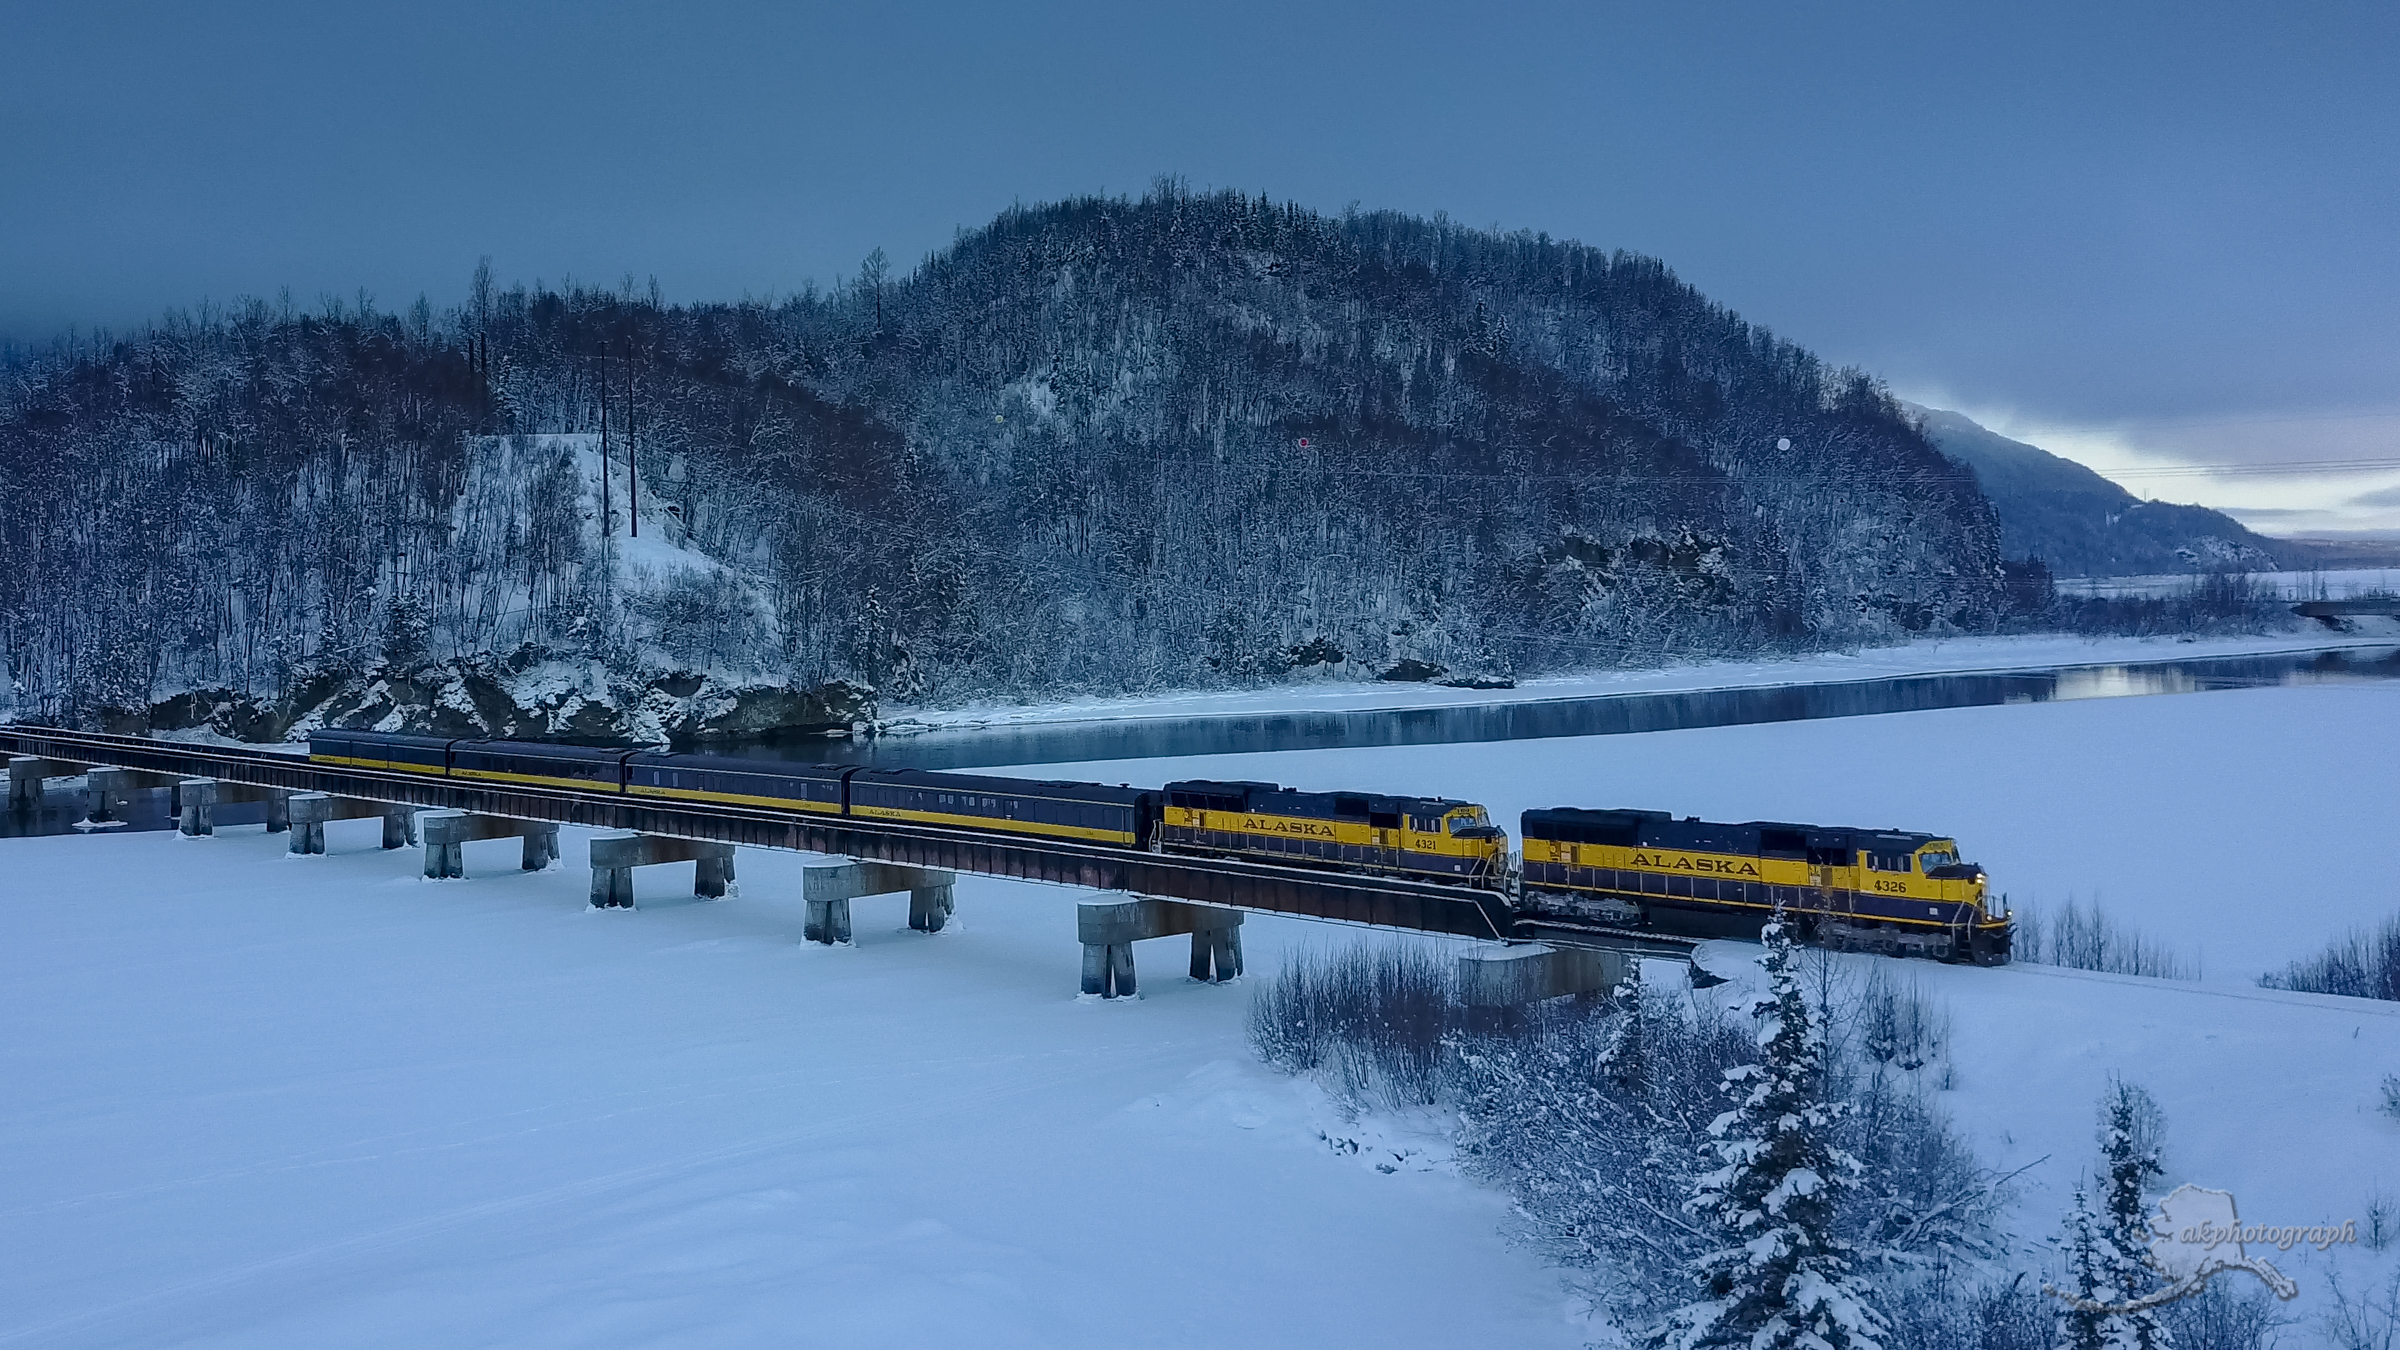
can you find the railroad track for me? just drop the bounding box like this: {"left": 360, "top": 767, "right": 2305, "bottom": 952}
{"left": 3, "top": 724, "right": 1581, "bottom": 946}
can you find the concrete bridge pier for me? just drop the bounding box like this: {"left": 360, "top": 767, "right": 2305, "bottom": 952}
{"left": 287, "top": 793, "right": 417, "bottom": 855}
{"left": 421, "top": 810, "right": 563, "bottom": 879}
{"left": 8, "top": 756, "right": 83, "bottom": 808}
{"left": 798, "top": 860, "right": 956, "bottom": 944}
{"left": 173, "top": 779, "right": 216, "bottom": 836}
{"left": 171, "top": 780, "right": 295, "bottom": 837}
{"left": 1456, "top": 943, "right": 1630, "bottom": 1031}
{"left": 1076, "top": 894, "right": 1246, "bottom": 999}
{"left": 587, "top": 833, "right": 737, "bottom": 910}
{"left": 84, "top": 767, "right": 182, "bottom": 823}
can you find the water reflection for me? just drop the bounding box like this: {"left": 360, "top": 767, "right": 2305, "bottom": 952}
{"left": 743, "top": 644, "right": 2400, "bottom": 770}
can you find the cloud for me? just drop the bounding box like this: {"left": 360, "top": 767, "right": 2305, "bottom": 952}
{"left": 2347, "top": 484, "right": 2400, "bottom": 509}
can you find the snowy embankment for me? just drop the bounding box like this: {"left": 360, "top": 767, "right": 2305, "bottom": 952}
{"left": 6, "top": 681, "right": 2398, "bottom": 1344}
{"left": 887, "top": 629, "right": 2395, "bottom": 734}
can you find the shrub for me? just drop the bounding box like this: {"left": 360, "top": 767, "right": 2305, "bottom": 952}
{"left": 2015, "top": 898, "right": 2195, "bottom": 980}
{"left": 2258, "top": 913, "right": 2400, "bottom": 1002}
{"left": 1250, "top": 936, "right": 2006, "bottom": 1330}
{"left": 1245, "top": 941, "right": 1461, "bottom": 1111}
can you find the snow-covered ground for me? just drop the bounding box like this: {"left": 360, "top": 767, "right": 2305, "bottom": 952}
{"left": 2062, "top": 565, "right": 2400, "bottom": 599}
{"left": 6, "top": 680, "right": 2397, "bottom": 1344}
{"left": 0, "top": 836, "right": 1588, "bottom": 1349}
{"left": 888, "top": 629, "right": 2396, "bottom": 734}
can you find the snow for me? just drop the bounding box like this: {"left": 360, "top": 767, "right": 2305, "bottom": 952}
{"left": 2062, "top": 566, "right": 2400, "bottom": 599}
{"left": 0, "top": 835, "right": 1589, "bottom": 1349}
{"left": 7, "top": 678, "right": 2398, "bottom": 1342}
{"left": 886, "top": 630, "right": 2395, "bottom": 733}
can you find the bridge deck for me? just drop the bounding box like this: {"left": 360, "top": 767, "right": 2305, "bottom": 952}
{"left": 1, "top": 726, "right": 1553, "bottom": 945}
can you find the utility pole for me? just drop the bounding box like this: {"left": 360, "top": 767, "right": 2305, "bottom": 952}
{"left": 626, "top": 339, "right": 639, "bottom": 538}
{"left": 597, "top": 353, "right": 612, "bottom": 543}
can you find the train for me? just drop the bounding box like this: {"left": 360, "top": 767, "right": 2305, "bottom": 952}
{"left": 307, "top": 729, "right": 2012, "bottom": 964}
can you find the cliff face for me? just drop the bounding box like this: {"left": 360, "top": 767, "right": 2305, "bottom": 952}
{"left": 0, "top": 187, "right": 2004, "bottom": 729}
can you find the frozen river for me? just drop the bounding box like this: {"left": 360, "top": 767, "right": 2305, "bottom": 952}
{"left": 741, "top": 643, "right": 2400, "bottom": 769}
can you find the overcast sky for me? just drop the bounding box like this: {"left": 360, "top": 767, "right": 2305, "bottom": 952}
{"left": 7, "top": 1, "right": 2396, "bottom": 532}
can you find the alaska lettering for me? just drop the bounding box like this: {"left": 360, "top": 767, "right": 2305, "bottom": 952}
{"left": 1629, "top": 850, "right": 1760, "bottom": 878}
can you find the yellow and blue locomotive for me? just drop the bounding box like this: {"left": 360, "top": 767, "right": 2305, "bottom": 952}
{"left": 1518, "top": 807, "right": 2009, "bottom": 964}
{"left": 1158, "top": 779, "right": 1509, "bottom": 885}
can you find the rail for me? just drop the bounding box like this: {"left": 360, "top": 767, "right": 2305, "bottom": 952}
{"left": 1, "top": 724, "right": 1523, "bottom": 943}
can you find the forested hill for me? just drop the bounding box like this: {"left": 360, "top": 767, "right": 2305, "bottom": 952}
{"left": 0, "top": 185, "right": 2003, "bottom": 731}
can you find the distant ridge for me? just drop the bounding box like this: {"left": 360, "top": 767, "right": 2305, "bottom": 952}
{"left": 1910, "top": 406, "right": 2324, "bottom": 578}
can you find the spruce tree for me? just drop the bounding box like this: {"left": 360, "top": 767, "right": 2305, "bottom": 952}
{"left": 1659, "top": 917, "right": 1886, "bottom": 1349}
{"left": 2059, "top": 1184, "right": 2114, "bottom": 1350}
{"left": 380, "top": 593, "right": 431, "bottom": 672}
{"left": 1598, "top": 972, "right": 1648, "bottom": 1096}
{"left": 2051, "top": 1081, "right": 2176, "bottom": 1348}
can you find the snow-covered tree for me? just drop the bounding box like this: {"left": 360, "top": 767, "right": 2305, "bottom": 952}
{"left": 1598, "top": 971, "right": 1648, "bottom": 1096}
{"left": 2053, "top": 1081, "right": 2175, "bottom": 1349}
{"left": 1658, "top": 916, "right": 1888, "bottom": 1349}
{"left": 380, "top": 592, "right": 431, "bottom": 671}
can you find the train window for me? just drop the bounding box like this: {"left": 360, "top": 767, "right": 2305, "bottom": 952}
{"left": 1759, "top": 829, "right": 1806, "bottom": 857}
{"left": 1369, "top": 810, "right": 1400, "bottom": 830}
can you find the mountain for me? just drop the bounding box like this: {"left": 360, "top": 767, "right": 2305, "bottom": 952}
{"left": 0, "top": 185, "right": 2006, "bottom": 728}
{"left": 1910, "top": 407, "right": 2290, "bottom": 578}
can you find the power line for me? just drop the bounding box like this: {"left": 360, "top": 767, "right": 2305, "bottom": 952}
{"left": 2094, "top": 458, "right": 2400, "bottom": 480}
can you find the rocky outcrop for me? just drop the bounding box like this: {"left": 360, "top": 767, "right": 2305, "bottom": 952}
{"left": 122, "top": 660, "right": 875, "bottom": 747}
{"left": 648, "top": 680, "right": 875, "bottom": 744}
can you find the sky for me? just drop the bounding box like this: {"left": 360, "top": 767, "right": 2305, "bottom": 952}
{"left": 5, "top": 1, "right": 2397, "bottom": 534}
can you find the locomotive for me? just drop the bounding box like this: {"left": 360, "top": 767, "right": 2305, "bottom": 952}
{"left": 307, "top": 729, "right": 2009, "bottom": 964}
{"left": 1519, "top": 808, "right": 2007, "bottom": 965}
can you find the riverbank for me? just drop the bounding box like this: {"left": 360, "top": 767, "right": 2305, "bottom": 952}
{"left": 882, "top": 628, "right": 2400, "bottom": 735}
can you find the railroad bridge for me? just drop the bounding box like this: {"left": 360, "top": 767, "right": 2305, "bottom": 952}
{"left": 2295, "top": 598, "right": 2400, "bottom": 627}
{"left": 3, "top": 726, "right": 1676, "bottom": 1005}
